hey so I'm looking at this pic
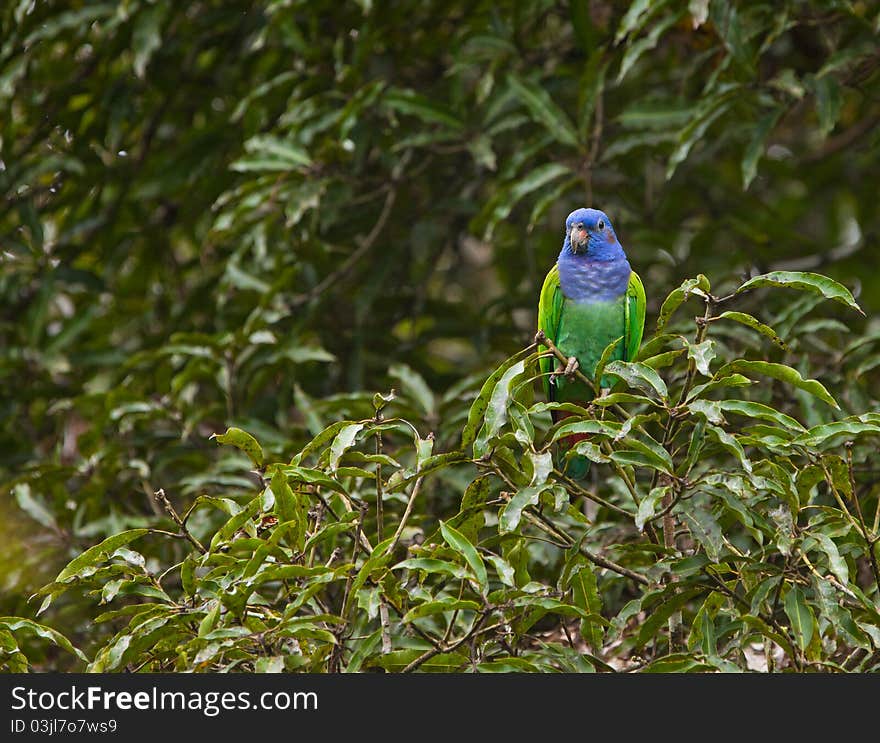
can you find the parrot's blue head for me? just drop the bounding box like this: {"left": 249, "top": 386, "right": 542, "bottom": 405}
{"left": 563, "top": 207, "right": 624, "bottom": 261}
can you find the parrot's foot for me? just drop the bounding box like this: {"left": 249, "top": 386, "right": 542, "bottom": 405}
{"left": 550, "top": 356, "right": 580, "bottom": 384}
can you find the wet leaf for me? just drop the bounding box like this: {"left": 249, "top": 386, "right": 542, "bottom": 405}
{"left": 212, "top": 427, "right": 265, "bottom": 467}
{"left": 715, "top": 360, "right": 838, "bottom": 408}
{"left": 784, "top": 586, "right": 815, "bottom": 651}
{"left": 736, "top": 271, "right": 863, "bottom": 316}
{"left": 440, "top": 521, "right": 487, "bottom": 590}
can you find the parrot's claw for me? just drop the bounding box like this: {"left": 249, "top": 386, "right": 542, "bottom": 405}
{"left": 550, "top": 356, "right": 580, "bottom": 383}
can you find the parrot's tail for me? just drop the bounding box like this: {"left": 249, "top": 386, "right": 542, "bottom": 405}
{"left": 563, "top": 451, "right": 591, "bottom": 480}
{"left": 553, "top": 411, "right": 592, "bottom": 482}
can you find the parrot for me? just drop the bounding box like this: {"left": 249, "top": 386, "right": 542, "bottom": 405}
{"left": 537, "top": 207, "right": 646, "bottom": 479}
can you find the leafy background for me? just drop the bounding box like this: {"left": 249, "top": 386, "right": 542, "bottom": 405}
{"left": 2, "top": 0, "right": 879, "bottom": 672}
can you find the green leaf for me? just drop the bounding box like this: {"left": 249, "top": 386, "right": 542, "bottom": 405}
{"left": 384, "top": 88, "right": 464, "bottom": 130}
{"left": 688, "top": 398, "right": 724, "bottom": 425}
{"left": 637, "top": 587, "right": 705, "bottom": 647}
{"left": 717, "top": 311, "right": 788, "bottom": 350}
{"left": 403, "top": 598, "right": 481, "bottom": 623}
{"left": 392, "top": 558, "right": 467, "bottom": 580}
{"left": 13, "top": 483, "right": 58, "bottom": 530}
{"left": 594, "top": 336, "right": 623, "bottom": 387}
{"left": 291, "top": 420, "right": 355, "bottom": 465}
{"left": 269, "top": 471, "right": 308, "bottom": 551}
{"left": 577, "top": 50, "right": 607, "bottom": 139}
{"left": 462, "top": 347, "right": 537, "bottom": 451}
{"left": 705, "top": 424, "right": 752, "bottom": 474}
{"left": 440, "top": 521, "right": 488, "bottom": 590}
{"left": 618, "top": 13, "right": 680, "bottom": 83}
{"left": 303, "top": 514, "right": 358, "bottom": 553}
{"left": 741, "top": 108, "right": 783, "bottom": 189}
{"left": 792, "top": 418, "right": 880, "bottom": 449}
{"left": 485, "top": 554, "right": 516, "bottom": 587}
{"left": 500, "top": 485, "right": 550, "bottom": 532}
{"left": 640, "top": 348, "right": 687, "bottom": 370}
{"left": 715, "top": 360, "right": 838, "bottom": 408}
{"left": 198, "top": 601, "right": 221, "bottom": 638}
{"left": 739, "top": 615, "right": 796, "bottom": 659}
{"left": 604, "top": 360, "right": 668, "bottom": 399}
{"left": 329, "top": 423, "right": 365, "bottom": 470}
{"left": 368, "top": 649, "right": 468, "bottom": 672}
{"left": 527, "top": 450, "right": 553, "bottom": 487}
{"left": 636, "top": 486, "right": 669, "bottom": 532}
{"left": 811, "top": 74, "right": 843, "bottom": 137}
{"left": 640, "top": 653, "right": 715, "bottom": 673}
{"left": 687, "top": 373, "right": 753, "bottom": 401}
{"left": 234, "top": 135, "right": 312, "bottom": 171}
{"left": 551, "top": 419, "right": 620, "bottom": 444}
{"left": 784, "top": 586, "right": 815, "bottom": 651}
{"left": 55, "top": 529, "right": 151, "bottom": 584}
{"left": 681, "top": 508, "right": 723, "bottom": 561}
{"left": 612, "top": 435, "right": 674, "bottom": 475}
{"left": 485, "top": 164, "right": 574, "bottom": 238}
{"left": 667, "top": 87, "right": 740, "bottom": 179}
{"left": 23, "top": 5, "right": 115, "bottom": 45}
{"left": 280, "top": 465, "right": 350, "bottom": 497}
{"left": 132, "top": 4, "right": 165, "bottom": 78}
{"left": 477, "top": 360, "right": 527, "bottom": 449}
{"left": 718, "top": 400, "right": 805, "bottom": 431}
{"left": 684, "top": 418, "right": 706, "bottom": 473}
{"left": 689, "top": 593, "right": 720, "bottom": 656}
{"left": 180, "top": 554, "right": 197, "bottom": 597}
{"left": 507, "top": 74, "right": 579, "bottom": 147}
{"left": 813, "top": 533, "right": 849, "bottom": 585}
{"left": 0, "top": 618, "right": 88, "bottom": 663}
{"left": 687, "top": 339, "right": 716, "bottom": 377}
{"left": 211, "top": 427, "right": 265, "bottom": 467}
{"left": 389, "top": 364, "right": 435, "bottom": 416}
{"left": 735, "top": 271, "right": 863, "bottom": 316}
{"left": 656, "top": 275, "right": 710, "bottom": 331}
{"left": 569, "top": 561, "right": 604, "bottom": 650}
{"left": 345, "top": 537, "right": 395, "bottom": 614}
{"left": 689, "top": 0, "right": 710, "bottom": 29}
{"left": 615, "top": 0, "right": 653, "bottom": 43}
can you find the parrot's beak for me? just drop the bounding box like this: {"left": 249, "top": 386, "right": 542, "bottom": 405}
{"left": 570, "top": 226, "right": 589, "bottom": 253}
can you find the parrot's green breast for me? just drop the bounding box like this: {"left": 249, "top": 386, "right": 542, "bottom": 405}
{"left": 554, "top": 295, "right": 627, "bottom": 400}
{"left": 537, "top": 261, "right": 645, "bottom": 405}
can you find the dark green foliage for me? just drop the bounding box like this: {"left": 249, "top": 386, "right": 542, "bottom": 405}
{"left": 2, "top": 1, "right": 880, "bottom": 672}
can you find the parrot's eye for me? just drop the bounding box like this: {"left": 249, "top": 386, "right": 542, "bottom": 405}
{"left": 577, "top": 222, "right": 584, "bottom": 230}
{"left": 597, "top": 219, "right": 606, "bottom": 230}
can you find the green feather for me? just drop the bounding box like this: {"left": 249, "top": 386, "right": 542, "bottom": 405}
{"left": 625, "top": 271, "right": 646, "bottom": 362}
{"left": 538, "top": 263, "right": 563, "bottom": 401}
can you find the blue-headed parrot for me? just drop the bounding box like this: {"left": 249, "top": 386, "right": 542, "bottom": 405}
{"left": 538, "top": 207, "right": 646, "bottom": 479}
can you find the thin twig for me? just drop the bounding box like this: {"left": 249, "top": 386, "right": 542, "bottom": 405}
{"left": 375, "top": 418, "right": 385, "bottom": 544}
{"left": 498, "top": 490, "right": 651, "bottom": 586}
{"left": 845, "top": 442, "right": 880, "bottom": 594}
{"left": 401, "top": 616, "right": 503, "bottom": 673}
{"left": 379, "top": 601, "right": 392, "bottom": 655}
{"left": 153, "top": 489, "right": 207, "bottom": 554}
{"left": 291, "top": 153, "right": 410, "bottom": 308}
{"left": 552, "top": 469, "right": 632, "bottom": 518}
{"left": 389, "top": 476, "right": 425, "bottom": 553}
{"left": 819, "top": 456, "right": 880, "bottom": 593}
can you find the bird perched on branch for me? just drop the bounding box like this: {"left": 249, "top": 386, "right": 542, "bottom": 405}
{"left": 537, "top": 208, "right": 645, "bottom": 479}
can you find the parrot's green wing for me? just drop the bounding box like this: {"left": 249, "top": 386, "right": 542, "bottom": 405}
{"left": 624, "top": 270, "right": 646, "bottom": 362}
{"left": 537, "top": 263, "right": 563, "bottom": 401}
